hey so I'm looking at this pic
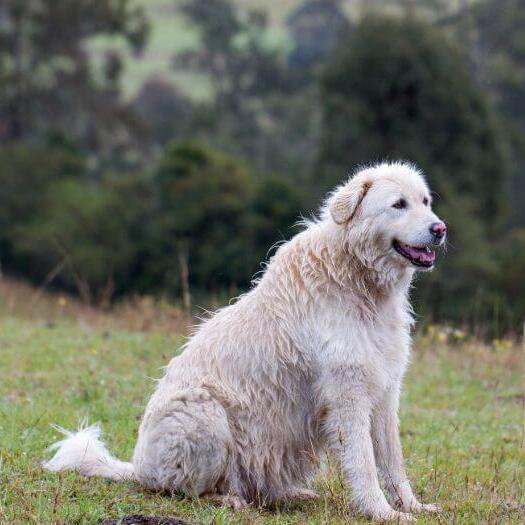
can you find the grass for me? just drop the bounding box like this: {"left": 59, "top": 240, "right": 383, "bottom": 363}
{"left": 0, "top": 315, "right": 524, "bottom": 524}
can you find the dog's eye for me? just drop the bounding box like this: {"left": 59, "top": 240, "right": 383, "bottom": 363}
{"left": 392, "top": 198, "right": 407, "bottom": 210}
{"left": 423, "top": 197, "right": 429, "bottom": 206}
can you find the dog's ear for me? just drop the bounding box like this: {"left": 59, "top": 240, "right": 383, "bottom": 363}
{"left": 329, "top": 179, "right": 372, "bottom": 225}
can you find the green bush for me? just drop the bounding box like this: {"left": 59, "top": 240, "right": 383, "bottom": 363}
{"left": 0, "top": 144, "right": 85, "bottom": 274}
{"left": 13, "top": 178, "right": 140, "bottom": 306}
{"left": 147, "top": 141, "right": 256, "bottom": 304}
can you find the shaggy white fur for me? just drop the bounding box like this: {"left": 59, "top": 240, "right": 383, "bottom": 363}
{"left": 44, "top": 423, "right": 134, "bottom": 480}
{"left": 44, "top": 161, "right": 446, "bottom": 522}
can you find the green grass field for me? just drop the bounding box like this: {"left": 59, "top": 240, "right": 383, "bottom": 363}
{"left": 1, "top": 316, "right": 524, "bottom": 524}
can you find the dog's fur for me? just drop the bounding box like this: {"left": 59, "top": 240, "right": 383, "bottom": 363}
{"left": 45, "top": 162, "right": 445, "bottom": 522}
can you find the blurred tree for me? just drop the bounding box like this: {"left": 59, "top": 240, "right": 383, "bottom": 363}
{"left": 176, "top": 0, "right": 287, "bottom": 113}
{"left": 13, "top": 177, "right": 139, "bottom": 306}
{"left": 0, "top": 138, "right": 306, "bottom": 307}
{"left": 362, "top": 0, "right": 457, "bottom": 19}
{"left": 174, "top": 0, "right": 316, "bottom": 177}
{"left": 152, "top": 141, "right": 255, "bottom": 309}
{"left": 317, "top": 16, "right": 511, "bottom": 326}
{"left": 446, "top": 0, "right": 525, "bottom": 118}
{"left": 133, "top": 78, "right": 194, "bottom": 146}
{"left": 496, "top": 228, "right": 525, "bottom": 331}
{"left": 286, "top": 0, "right": 351, "bottom": 82}
{"left": 445, "top": 0, "right": 525, "bottom": 226}
{"left": 0, "top": 0, "right": 149, "bottom": 155}
{"left": 0, "top": 143, "right": 84, "bottom": 273}
{"left": 249, "top": 174, "right": 303, "bottom": 264}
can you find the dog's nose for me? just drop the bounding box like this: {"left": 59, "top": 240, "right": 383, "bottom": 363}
{"left": 430, "top": 222, "right": 447, "bottom": 239}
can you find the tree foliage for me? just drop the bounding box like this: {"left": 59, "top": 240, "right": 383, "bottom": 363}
{"left": 14, "top": 178, "right": 138, "bottom": 306}
{"left": 287, "top": 0, "right": 351, "bottom": 79}
{"left": 133, "top": 79, "right": 194, "bottom": 146}
{"left": 447, "top": 0, "right": 525, "bottom": 226}
{"left": 1, "top": 1, "right": 525, "bottom": 333}
{"left": 151, "top": 141, "right": 255, "bottom": 302}
{"left": 0, "top": 0, "right": 149, "bottom": 152}
{"left": 173, "top": 0, "right": 320, "bottom": 178}
{"left": 0, "top": 143, "right": 84, "bottom": 271}
{"left": 177, "top": 0, "right": 286, "bottom": 111}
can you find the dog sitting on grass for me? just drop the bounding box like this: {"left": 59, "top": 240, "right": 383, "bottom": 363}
{"left": 45, "top": 162, "right": 446, "bottom": 522}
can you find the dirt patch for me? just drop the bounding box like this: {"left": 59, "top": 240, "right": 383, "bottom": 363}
{"left": 100, "top": 516, "right": 190, "bottom": 525}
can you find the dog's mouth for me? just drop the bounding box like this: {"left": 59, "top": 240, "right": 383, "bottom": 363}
{"left": 393, "top": 240, "right": 436, "bottom": 268}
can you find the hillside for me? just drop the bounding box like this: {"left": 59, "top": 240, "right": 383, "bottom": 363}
{"left": 92, "top": 0, "right": 469, "bottom": 99}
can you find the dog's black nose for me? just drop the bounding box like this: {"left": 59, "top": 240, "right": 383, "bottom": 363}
{"left": 430, "top": 222, "right": 447, "bottom": 239}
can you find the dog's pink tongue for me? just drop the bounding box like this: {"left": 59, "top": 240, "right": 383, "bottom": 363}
{"left": 403, "top": 243, "right": 436, "bottom": 264}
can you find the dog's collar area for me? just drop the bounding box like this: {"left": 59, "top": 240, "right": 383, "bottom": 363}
{"left": 393, "top": 240, "right": 435, "bottom": 268}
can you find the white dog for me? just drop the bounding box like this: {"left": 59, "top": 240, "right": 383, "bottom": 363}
{"left": 45, "top": 162, "right": 446, "bottom": 522}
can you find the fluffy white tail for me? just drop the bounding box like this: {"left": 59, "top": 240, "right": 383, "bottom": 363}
{"left": 43, "top": 423, "right": 134, "bottom": 481}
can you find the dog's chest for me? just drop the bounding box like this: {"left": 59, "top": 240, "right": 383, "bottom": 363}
{"left": 304, "top": 298, "right": 411, "bottom": 390}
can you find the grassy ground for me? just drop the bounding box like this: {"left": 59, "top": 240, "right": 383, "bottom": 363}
{"left": 1, "top": 316, "right": 524, "bottom": 524}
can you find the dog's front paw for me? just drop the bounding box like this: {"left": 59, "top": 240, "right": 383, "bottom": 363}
{"left": 361, "top": 505, "right": 416, "bottom": 523}
{"left": 410, "top": 501, "right": 440, "bottom": 513}
{"left": 377, "top": 509, "right": 416, "bottom": 522}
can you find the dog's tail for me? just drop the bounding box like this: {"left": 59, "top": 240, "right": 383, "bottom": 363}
{"left": 43, "top": 423, "right": 134, "bottom": 481}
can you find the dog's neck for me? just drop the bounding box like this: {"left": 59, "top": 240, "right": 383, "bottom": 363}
{"left": 261, "top": 222, "right": 415, "bottom": 324}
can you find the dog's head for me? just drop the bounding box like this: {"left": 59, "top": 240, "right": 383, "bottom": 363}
{"left": 326, "top": 162, "right": 446, "bottom": 272}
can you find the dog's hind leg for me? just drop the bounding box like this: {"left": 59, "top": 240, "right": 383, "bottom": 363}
{"left": 133, "top": 388, "right": 237, "bottom": 498}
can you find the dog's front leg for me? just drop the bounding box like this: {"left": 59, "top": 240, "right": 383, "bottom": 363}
{"left": 323, "top": 366, "right": 414, "bottom": 522}
{"left": 371, "top": 386, "right": 439, "bottom": 514}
